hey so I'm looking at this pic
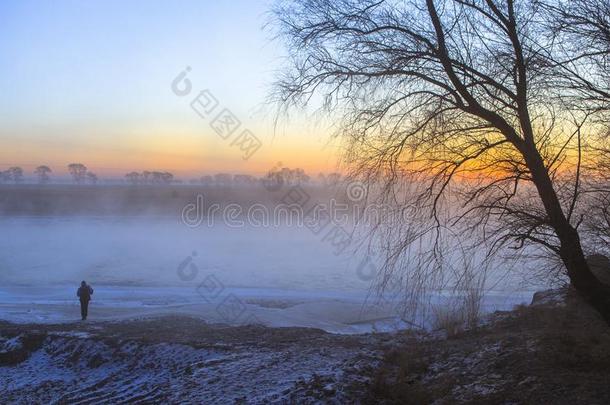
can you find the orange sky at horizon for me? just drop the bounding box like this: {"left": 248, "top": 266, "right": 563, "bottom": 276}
{"left": 0, "top": 1, "right": 351, "bottom": 181}
{"left": 0, "top": 1, "right": 587, "bottom": 183}
{"left": 0, "top": 123, "right": 344, "bottom": 179}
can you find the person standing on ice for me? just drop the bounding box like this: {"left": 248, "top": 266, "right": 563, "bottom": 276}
{"left": 77, "top": 281, "right": 94, "bottom": 321}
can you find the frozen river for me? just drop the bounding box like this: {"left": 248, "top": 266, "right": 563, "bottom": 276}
{"left": 0, "top": 217, "right": 540, "bottom": 333}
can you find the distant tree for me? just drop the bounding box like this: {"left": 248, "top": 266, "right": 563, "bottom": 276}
{"left": 293, "top": 168, "right": 310, "bottom": 184}
{"left": 151, "top": 171, "right": 163, "bottom": 184}
{"left": 142, "top": 171, "right": 152, "bottom": 184}
{"left": 326, "top": 173, "right": 342, "bottom": 187}
{"left": 278, "top": 168, "right": 293, "bottom": 185}
{"left": 86, "top": 172, "right": 98, "bottom": 185}
{"left": 234, "top": 174, "right": 257, "bottom": 185}
{"left": 200, "top": 175, "right": 214, "bottom": 186}
{"left": 5, "top": 167, "right": 24, "bottom": 184}
{"left": 0, "top": 171, "right": 9, "bottom": 183}
{"left": 261, "top": 168, "right": 284, "bottom": 190}
{"left": 146, "top": 171, "right": 174, "bottom": 185}
{"left": 261, "top": 166, "right": 311, "bottom": 187}
{"left": 160, "top": 172, "right": 174, "bottom": 184}
{"left": 34, "top": 165, "right": 52, "bottom": 184}
{"left": 214, "top": 173, "right": 233, "bottom": 186}
{"left": 125, "top": 172, "right": 141, "bottom": 185}
{"left": 68, "top": 163, "right": 88, "bottom": 184}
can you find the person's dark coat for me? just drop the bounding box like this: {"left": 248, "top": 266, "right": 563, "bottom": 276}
{"left": 77, "top": 283, "right": 94, "bottom": 320}
{"left": 77, "top": 285, "right": 94, "bottom": 302}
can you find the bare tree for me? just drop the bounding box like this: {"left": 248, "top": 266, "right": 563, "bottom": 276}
{"left": 142, "top": 171, "right": 152, "bottom": 184}
{"left": 34, "top": 165, "right": 52, "bottom": 184}
{"left": 234, "top": 174, "right": 258, "bottom": 185}
{"left": 544, "top": 0, "right": 610, "bottom": 274}
{"left": 200, "top": 175, "right": 214, "bottom": 186}
{"left": 160, "top": 172, "right": 174, "bottom": 184}
{"left": 68, "top": 163, "right": 88, "bottom": 184}
{"left": 131, "top": 170, "right": 175, "bottom": 185}
{"left": 125, "top": 172, "right": 141, "bottom": 185}
{"left": 214, "top": 173, "right": 233, "bottom": 187}
{"left": 326, "top": 173, "right": 342, "bottom": 187}
{"left": 86, "top": 172, "right": 98, "bottom": 185}
{"left": 542, "top": 0, "right": 610, "bottom": 114}
{"left": 293, "top": 168, "right": 311, "bottom": 184}
{"left": 7, "top": 167, "right": 24, "bottom": 184}
{"left": 271, "top": 0, "right": 610, "bottom": 319}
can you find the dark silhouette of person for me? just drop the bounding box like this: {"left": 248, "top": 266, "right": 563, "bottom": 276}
{"left": 77, "top": 281, "right": 94, "bottom": 320}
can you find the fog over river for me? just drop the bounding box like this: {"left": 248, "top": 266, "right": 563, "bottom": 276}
{"left": 0, "top": 216, "right": 544, "bottom": 333}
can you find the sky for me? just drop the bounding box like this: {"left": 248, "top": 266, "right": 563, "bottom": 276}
{"left": 0, "top": 0, "right": 341, "bottom": 179}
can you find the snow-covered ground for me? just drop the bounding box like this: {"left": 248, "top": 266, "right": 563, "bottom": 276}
{"left": 0, "top": 317, "right": 389, "bottom": 404}
{"left": 0, "top": 217, "right": 539, "bottom": 333}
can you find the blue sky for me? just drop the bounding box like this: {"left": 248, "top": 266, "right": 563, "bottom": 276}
{"left": 0, "top": 0, "right": 339, "bottom": 177}
{"left": 0, "top": 0, "right": 277, "bottom": 119}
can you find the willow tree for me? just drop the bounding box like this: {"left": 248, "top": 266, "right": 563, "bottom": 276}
{"left": 272, "top": 0, "right": 610, "bottom": 319}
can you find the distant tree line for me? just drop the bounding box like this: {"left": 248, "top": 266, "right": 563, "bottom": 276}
{"left": 0, "top": 164, "right": 98, "bottom": 184}
{"left": 122, "top": 167, "right": 343, "bottom": 187}
{"left": 184, "top": 167, "right": 342, "bottom": 187}
{"left": 124, "top": 171, "right": 175, "bottom": 185}
{"left": 0, "top": 164, "right": 343, "bottom": 187}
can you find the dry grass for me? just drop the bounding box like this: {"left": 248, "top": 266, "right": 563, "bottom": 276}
{"left": 431, "top": 304, "right": 465, "bottom": 337}
{"left": 366, "top": 346, "right": 435, "bottom": 405}
{"left": 366, "top": 289, "right": 610, "bottom": 404}
{"left": 431, "top": 286, "right": 484, "bottom": 337}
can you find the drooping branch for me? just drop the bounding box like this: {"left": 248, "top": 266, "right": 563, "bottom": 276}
{"left": 271, "top": 0, "right": 610, "bottom": 318}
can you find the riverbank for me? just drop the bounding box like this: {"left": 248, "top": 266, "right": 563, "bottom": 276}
{"left": 2, "top": 288, "right": 607, "bottom": 404}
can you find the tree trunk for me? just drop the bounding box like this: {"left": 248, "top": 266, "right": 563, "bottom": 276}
{"left": 523, "top": 146, "right": 610, "bottom": 322}
{"left": 557, "top": 227, "right": 610, "bottom": 318}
